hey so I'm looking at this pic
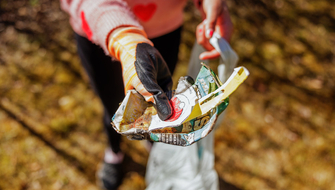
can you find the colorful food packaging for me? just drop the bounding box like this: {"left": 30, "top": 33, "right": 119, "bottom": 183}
{"left": 111, "top": 65, "right": 249, "bottom": 146}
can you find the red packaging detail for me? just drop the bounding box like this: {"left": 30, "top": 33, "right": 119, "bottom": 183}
{"left": 80, "top": 11, "right": 93, "bottom": 40}
{"left": 166, "top": 97, "right": 183, "bottom": 122}
{"left": 133, "top": 3, "right": 157, "bottom": 22}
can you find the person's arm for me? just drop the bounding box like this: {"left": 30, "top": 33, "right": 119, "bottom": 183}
{"left": 108, "top": 27, "right": 173, "bottom": 120}
{"left": 194, "top": 0, "right": 233, "bottom": 60}
{"left": 60, "top": 0, "right": 142, "bottom": 55}
{"left": 61, "top": 0, "right": 173, "bottom": 120}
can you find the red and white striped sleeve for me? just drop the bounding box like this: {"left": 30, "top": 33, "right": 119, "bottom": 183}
{"left": 60, "top": 0, "right": 143, "bottom": 55}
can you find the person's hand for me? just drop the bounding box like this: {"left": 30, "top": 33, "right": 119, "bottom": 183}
{"left": 196, "top": 0, "right": 233, "bottom": 60}
{"left": 108, "top": 27, "right": 172, "bottom": 120}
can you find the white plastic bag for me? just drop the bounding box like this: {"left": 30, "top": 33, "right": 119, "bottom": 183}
{"left": 145, "top": 34, "right": 238, "bottom": 190}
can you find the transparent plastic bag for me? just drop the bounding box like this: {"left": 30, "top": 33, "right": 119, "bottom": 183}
{"left": 145, "top": 34, "right": 239, "bottom": 190}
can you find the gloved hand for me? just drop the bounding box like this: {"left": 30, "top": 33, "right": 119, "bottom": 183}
{"left": 108, "top": 27, "right": 172, "bottom": 120}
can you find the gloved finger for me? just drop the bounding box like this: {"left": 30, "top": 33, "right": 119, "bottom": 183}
{"left": 129, "top": 74, "right": 172, "bottom": 121}
{"left": 134, "top": 43, "right": 173, "bottom": 120}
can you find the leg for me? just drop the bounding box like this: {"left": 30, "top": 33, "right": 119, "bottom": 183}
{"left": 75, "top": 33, "right": 124, "bottom": 153}
{"left": 75, "top": 33, "right": 125, "bottom": 190}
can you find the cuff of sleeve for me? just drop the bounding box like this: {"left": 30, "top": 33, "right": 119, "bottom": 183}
{"left": 108, "top": 27, "right": 153, "bottom": 60}
{"left": 93, "top": 10, "right": 143, "bottom": 55}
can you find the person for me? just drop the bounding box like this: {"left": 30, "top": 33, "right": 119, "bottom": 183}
{"left": 60, "top": 0, "right": 233, "bottom": 189}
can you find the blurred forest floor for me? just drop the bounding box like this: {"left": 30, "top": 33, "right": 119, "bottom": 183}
{"left": 1, "top": 0, "right": 335, "bottom": 189}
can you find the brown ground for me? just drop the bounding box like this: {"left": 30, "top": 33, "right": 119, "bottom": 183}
{"left": 1, "top": 0, "right": 335, "bottom": 189}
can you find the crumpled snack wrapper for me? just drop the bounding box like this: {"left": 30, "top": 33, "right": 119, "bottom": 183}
{"left": 111, "top": 65, "right": 248, "bottom": 146}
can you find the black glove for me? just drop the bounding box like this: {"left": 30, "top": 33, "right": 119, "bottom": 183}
{"left": 108, "top": 27, "right": 173, "bottom": 120}
{"left": 134, "top": 43, "right": 173, "bottom": 120}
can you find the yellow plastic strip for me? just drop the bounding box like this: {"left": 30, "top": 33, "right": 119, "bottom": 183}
{"left": 183, "top": 66, "right": 249, "bottom": 123}
{"left": 199, "top": 66, "right": 249, "bottom": 114}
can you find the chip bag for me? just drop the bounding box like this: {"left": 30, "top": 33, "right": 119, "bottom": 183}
{"left": 111, "top": 64, "right": 249, "bottom": 146}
